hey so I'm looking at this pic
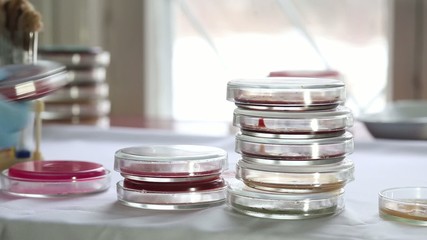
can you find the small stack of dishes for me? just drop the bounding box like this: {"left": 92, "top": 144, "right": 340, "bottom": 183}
{"left": 38, "top": 46, "right": 111, "bottom": 127}
{"left": 226, "top": 78, "right": 355, "bottom": 219}
{"left": 114, "top": 145, "right": 228, "bottom": 210}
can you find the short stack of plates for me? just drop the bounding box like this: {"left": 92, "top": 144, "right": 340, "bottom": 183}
{"left": 225, "top": 78, "right": 355, "bottom": 219}
{"left": 114, "top": 145, "right": 228, "bottom": 210}
{"left": 38, "top": 46, "right": 111, "bottom": 127}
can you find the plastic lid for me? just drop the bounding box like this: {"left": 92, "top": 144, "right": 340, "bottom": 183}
{"left": 268, "top": 70, "right": 341, "bottom": 78}
{"left": 0, "top": 61, "right": 70, "bottom": 101}
{"left": 234, "top": 106, "right": 353, "bottom": 136}
{"left": 227, "top": 78, "right": 345, "bottom": 110}
{"left": 114, "top": 145, "right": 228, "bottom": 180}
{"left": 226, "top": 180, "right": 345, "bottom": 219}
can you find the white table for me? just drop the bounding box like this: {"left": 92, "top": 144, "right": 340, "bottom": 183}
{"left": 0, "top": 124, "right": 426, "bottom": 240}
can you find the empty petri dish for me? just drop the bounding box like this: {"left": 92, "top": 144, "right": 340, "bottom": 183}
{"left": 236, "top": 158, "right": 354, "bottom": 193}
{"left": 226, "top": 180, "right": 345, "bottom": 219}
{"left": 226, "top": 78, "right": 345, "bottom": 110}
{"left": 379, "top": 187, "right": 427, "bottom": 225}
{"left": 42, "top": 99, "right": 111, "bottom": 120}
{"left": 115, "top": 145, "right": 228, "bottom": 182}
{"left": 235, "top": 132, "right": 353, "bottom": 160}
{"left": 233, "top": 106, "right": 353, "bottom": 137}
{"left": 39, "top": 46, "right": 110, "bottom": 68}
{"left": 117, "top": 178, "right": 226, "bottom": 210}
{"left": 42, "top": 83, "right": 109, "bottom": 102}
{"left": 1, "top": 160, "right": 110, "bottom": 197}
{"left": 0, "top": 60, "right": 71, "bottom": 101}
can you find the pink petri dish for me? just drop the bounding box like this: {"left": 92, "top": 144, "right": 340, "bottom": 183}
{"left": 114, "top": 145, "right": 228, "bottom": 182}
{"left": 38, "top": 46, "right": 111, "bottom": 68}
{"left": 226, "top": 78, "right": 345, "bottom": 111}
{"left": 0, "top": 61, "right": 71, "bottom": 101}
{"left": 42, "top": 82, "right": 109, "bottom": 103}
{"left": 268, "top": 70, "right": 341, "bottom": 79}
{"left": 42, "top": 99, "right": 111, "bottom": 120}
{"left": 117, "top": 178, "right": 227, "bottom": 210}
{"left": 1, "top": 160, "right": 110, "bottom": 197}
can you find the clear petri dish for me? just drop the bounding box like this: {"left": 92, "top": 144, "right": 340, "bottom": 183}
{"left": 117, "top": 178, "right": 226, "bottom": 210}
{"left": 379, "top": 187, "right": 427, "bottom": 225}
{"left": 0, "top": 60, "right": 71, "bottom": 101}
{"left": 226, "top": 180, "right": 345, "bottom": 219}
{"left": 114, "top": 145, "right": 228, "bottom": 182}
{"left": 1, "top": 160, "right": 110, "bottom": 197}
{"left": 236, "top": 158, "right": 354, "bottom": 193}
{"left": 226, "top": 78, "right": 345, "bottom": 110}
{"left": 234, "top": 106, "right": 353, "bottom": 137}
{"left": 42, "top": 83, "right": 109, "bottom": 102}
{"left": 38, "top": 46, "right": 110, "bottom": 68}
{"left": 235, "top": 132, "right": 353, "bottom": 160}
{"left": 42, "top": 99, "right": 111, "bottom": 120}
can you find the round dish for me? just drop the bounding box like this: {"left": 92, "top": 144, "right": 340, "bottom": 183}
{"left": 42, "top": 99, "right": 111, "bottom": 120}
{"left": 42, "top": 116, "right": 110, "bottom": 127}
{"left": 68, "top": 67, "right": 107, "bottom": 84}
{"left": 226, "top": 78, "right": 345, "bottom": 110}
{"left": 235, "top": 132, "right": 353, "bottom": 160}
{"left": 379, "top": 187, "right": 427, "bottom": 225}
{"left": 117, "top": 178, "right": 226, "bottom": 210}
{"left": 114, "top": 145, "right": 228, "bottom": 182}
{"left": 268, "top": 70, "right": 341, "bottom": 79}
{"left": 226, "top": 180, "right": 345, "bottom": 219}
{"left": 38, "top": 46, "right": 110, "bottom": 68}
{"left": 234, "top": 106, "right": 353, "bottom": 137}
{"left": 42, "top": 83, "right": 109, "bottom": 102}
{"left": 1, "top": 160, "right": 110, "bottom": 197}
{"left": 0, "top": 60, "right": 70, "bottom": 101}
{"left": 236, "top": 158, "right": 354, "bottom": 193}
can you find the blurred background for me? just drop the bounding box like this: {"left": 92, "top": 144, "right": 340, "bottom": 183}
{"left": 29, "top": 0, "right": 426, "bottom": 135}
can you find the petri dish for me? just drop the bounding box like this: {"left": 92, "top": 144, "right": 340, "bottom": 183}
{"left": 1, "top": 160, "right": 110, "bottom": 197}
{"left": 233, "top": 106, "right": 353, "bottom": 137}
{"left": 42, "top": 83, "right": 109, "bottom": 102}
{"left": 236, "top": 158, "right": 354, "bottom": 193}
{"left": 115, "top": 145, "right": 228, "bottom": 182}
{"left": 235, "top": 132, "right": 353, "bottom": 160}
{"left": 226, "top": 78, "right": 345, "bottom": 110}
{"left": 226, "top": 180, "right": 345, "bottom": 219}
{"left": 38, "top": 46, "right": 110, "bottom": 68}
{"left": 42, "top": 99, "right": 111, "bottom": 120}
{"left": 117, "top": 178, "right": 226, "bottom": 210}
{"left": 69, "top": 67, "right": 107, "bottom": 84}
{"left": 379, "top": 187, "right": 427, "bottom": 225}
{"left": 0, "top": 60, "right": 71, "bottom": 101}
{"left": 268, "top": 70, "right": 341, "bottom": 79}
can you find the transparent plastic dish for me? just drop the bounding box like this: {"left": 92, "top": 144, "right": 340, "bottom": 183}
{"left": 236, "top": 158, "right": 354, "bottom": 193}
{"left": 234, "top": 106, "right": 353, "bottom": 137}
{"left": 379, "top": 187, "right": 427, "bottom": 225}
{"left": 39, "top": 46, "right": 110, "bottom": 68}
{"left": 117, "top": 178, "right": 226, "bottom": 210}
{"left": 115, "top": 145, "right": 228, "bottom": 182}
{"left": 42, "top": 99, "right": 111, "bottom": 120}
{"left": 1, "top": 160, "right": 110, "bottom": 197}
{"left": 42, "top": 83, "right": 109, "bottom": 102}
{"left": 227, "top": 78, "right": 345, "bottom": 110}
{"left": 235, "top": 132, "right": 353, "bottom": 160}
{"left": 226, "top": 180, "right": 345, "bottom": 219}
{"left": 0, "top": 60, "right": 71, "bottom": 101}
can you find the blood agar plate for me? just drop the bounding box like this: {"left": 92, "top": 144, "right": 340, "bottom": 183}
{"left": 42, "top": 83, "right": 109, "bottom": 102}
{"left": 268, "top": 70, "right": 341, "bottom": 79}
{"left": 236, "top": 158, "right": 354, "bottom": 193}
{"left": 39, "top": 46, "right": 110, "bottom": 68}
{"left": 1, "top": 160, "right": 110, "bottom": 197}
{"left": 42, "top": 99, "right": 111, "bottom": 120}
{"left": 234, "top": 106, "right": 353, "bottom": 137}
{"left": 379, "top": 187, "right": 427, "bottom": 225}
{"left": 69, "top": 68, "right": 107, "bottom": 84}
{"left": 115, "top": 145, "right": 228, "bottom": 182}
{"left": 0, "top": 61, "right": 70, "bottom": 101}
{"left": 117, "top": 178, "right": 226, "bottom": 210}
{"left": 226, "top": 78, "right": 345, "bottom": 110}
{"left": 235, "top": 132, "right": 353, "bottom": 160}
{"left": 226, "top": 180, "right": 345, "bottom": 219}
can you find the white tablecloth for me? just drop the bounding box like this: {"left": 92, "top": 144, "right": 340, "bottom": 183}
{"left": 0, "top": 124, "right": 427, "bottom": 240}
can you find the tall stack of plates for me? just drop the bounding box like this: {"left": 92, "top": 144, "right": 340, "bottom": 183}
{"left": 38, "top": 46, "right": 111, "bottom": 127}
{"left": 226, "top": 78, "right": 355, "bottom": 219}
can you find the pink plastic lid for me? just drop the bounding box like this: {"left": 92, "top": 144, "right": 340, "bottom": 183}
{"left": 8, "top": 160, "right": 107, "bottom": 181}
{"left": 268, "top": 70, "right": 340, "bottom": 78}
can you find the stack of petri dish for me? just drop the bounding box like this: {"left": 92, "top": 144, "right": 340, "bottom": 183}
{"left": 225, "top": 77, "right": 355, "bottom": 219}
{"left": 114, "top": 145, "right": 228, "bottom": 210}
{"left": 38, "top": 46, "right": 111, "bottom": 127}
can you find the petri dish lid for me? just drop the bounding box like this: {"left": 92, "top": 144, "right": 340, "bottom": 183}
{"left": 39, "top": 46, "right": 110, "bottom": 68}
{"left": 42, "top": 83, "right": 109, "bottom": 102}
{"left": 268, "top": 70, "right": 341, "bottom": 78}
{"left": 114, "top": 145, "right": 228, "bottom": 180}
{"left": 379, "top": 187, "right": 427, "bottom": 225}
{"left": 42, "top": 99, "right": 111, "bottom": 120}
{"left": 236, "top": 131, "right": 353, "bottom": 145}
{"left": 227, "top": 78, "right": 345, "bottom": 110}
{"left": 233, "top": 106, "right": 353, "bottom": 136}
{"left": 0, "top": 61, "right": 70, "bottom": 101}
